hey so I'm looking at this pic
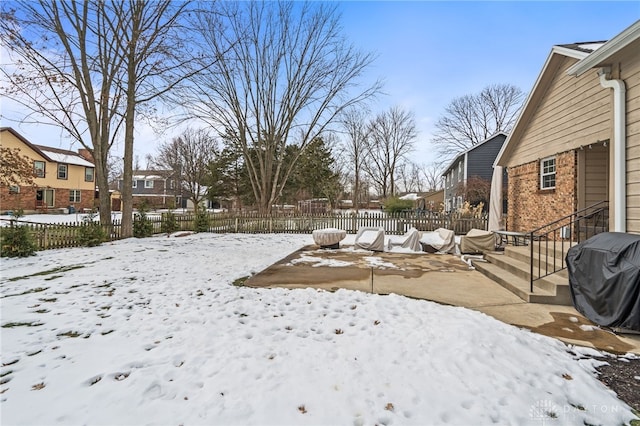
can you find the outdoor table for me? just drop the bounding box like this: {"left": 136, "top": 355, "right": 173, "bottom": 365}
{"left": 493, "top": 230, "right": 529, "bottom": 247}
{"left": 312, "top": 228, "right": 347, "bottom": 249}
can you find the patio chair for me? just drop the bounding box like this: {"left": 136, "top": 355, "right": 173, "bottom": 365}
{"left": 387, "top": 227, "right": 421, "bottom": 252}
{"left": 460, "top": 228, "right": 497, "bottom": 254}
{"left": 354, "top": 226, "right": 385, "bottom": 252}
{"left": 419, "top": 228, "right": 456, "bottom": 253}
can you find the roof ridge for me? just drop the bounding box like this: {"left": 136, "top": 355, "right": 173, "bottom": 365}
{"left": 34, "top": 144, "right": 82, "bottom": 157}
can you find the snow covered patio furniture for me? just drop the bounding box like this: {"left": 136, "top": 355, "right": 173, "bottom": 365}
{"left": 312, "top": 228, "right": 347, "bottom": 249}
{"left": 354, "top": 227, "right": 385, "bottom": 252}
{"left": 387, "top": 227, "right": 421, "bottom": 252}
{"left": 419, "top": 227, "right": 456, "bottom": 253}
{"left": 460, "top": 228, "right": 497, "bottom": 254}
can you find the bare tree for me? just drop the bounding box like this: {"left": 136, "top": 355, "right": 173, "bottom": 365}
{"left": 455, "top": 175, "right": 492, "bottom": 209}
{"left": 1, "top": 1, "right": 126, "bottom": 227}
{"left": 363, "top": 106, "right": 417, "bottom": 198}
{"left": 154, "top": 129, "right": 218, "bottom": 212}
{"left": 1, "top": 1, "right": 206, "bottom": 237}
{"left": 395, "top": 162, "right": 424, "bottom": 194}
{"left": 182, "top": 1, "right": 381, "bottom": 213}
{"left": 431, "top": 83, "right": 524, "bottom": 159}
{"left": 339, "top": 108, "right": 371, "bottom": 212}
{"left": 114, "top": 0, "right": 207, "bottom": 237}
{"left": 420, "top": 162, "right": 444, "bottom": 192}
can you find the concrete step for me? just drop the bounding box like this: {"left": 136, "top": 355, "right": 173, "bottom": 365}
{"left": 504, "top": 244, "right": 573, "bottom": 279}
{"left": 472, "top": 260, "right": 569, "bottom": 305}
{"left": 477, "top": 251, "right": 572, "bottom": 306}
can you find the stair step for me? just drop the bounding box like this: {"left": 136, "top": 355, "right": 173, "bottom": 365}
{"left": 472, "top": 261, "right": 569, "bottom": 305}
{"left": 504, "top": 245, "right": 573, "bottom": 278}
{"left": 484, "top": 253, "right": 569, "bottom": 292}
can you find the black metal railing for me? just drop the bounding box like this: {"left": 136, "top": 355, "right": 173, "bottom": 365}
{"left": 528, "top": 201, "right": 608, "bottom": 291}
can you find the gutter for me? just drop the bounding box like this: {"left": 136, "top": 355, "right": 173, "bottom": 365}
{"left": 598, "top": 67, "right": 626, "bottom": 232}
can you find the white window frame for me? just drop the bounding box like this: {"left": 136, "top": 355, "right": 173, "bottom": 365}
{"left": 69, "top": 189, "right": 81, "bottom": 203}
{"left": 132, "top": 180, "right": 137, "bottom": 189}
{"left": 540, "top": 156, "right": 556, "bottom": 189}
{"left": 85, "top": 167, "right": 94, "bottom": 182}
{"left": 57, "top": 163, "right": 68, "bottom": 180}
{"left": 34, "top": 161, "right": 46, "bottom": 178}
{"left": 144, "top": 180, "right": 154, "bottom": 189}
{"left": 9, "top": 185, "right": 20, "bottom": 194}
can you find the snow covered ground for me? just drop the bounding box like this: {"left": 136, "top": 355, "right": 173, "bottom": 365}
{"left": 1, "top": 233, "right": 637, "bottom": 425}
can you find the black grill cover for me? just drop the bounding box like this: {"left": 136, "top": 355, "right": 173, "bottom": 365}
{"left": 566, "top": 232, "right": 640, "bottom": 331}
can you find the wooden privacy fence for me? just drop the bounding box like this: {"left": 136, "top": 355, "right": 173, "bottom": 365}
{"left": 1, "top": 211, "right": 488, "bottom": 251}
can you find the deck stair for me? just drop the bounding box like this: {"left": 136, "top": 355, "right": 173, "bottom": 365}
{"left": 472, "top": 244, "right": 573, "bottom": 305}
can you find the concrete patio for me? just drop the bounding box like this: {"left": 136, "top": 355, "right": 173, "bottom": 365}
{"left": 246, "top": 244, "right": 640, "bottom": 355}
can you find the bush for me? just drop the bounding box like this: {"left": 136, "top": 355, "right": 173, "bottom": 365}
{"left": 161, "top": 212, "right": 178, "bottom": 235}
{"left": 77, "top": 211, "right": 105, "bottom": 247}
{"left": 194, "top": 210, "right": 210, "bottom": 232}
{"left": 383, "top": 197, "right": 414, "bottom": 214}
{"left": 1, "top": 211, "right": 37, "bottom": 257}
{"left": 133, "top": 207, "right": 154, "bottom": 238}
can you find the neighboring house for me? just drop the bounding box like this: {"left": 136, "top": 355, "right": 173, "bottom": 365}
{"left": 495, "top": 20, "right": 640, "bottom": 234}
{"left": 399, "top": 190, "right": 445, "bottom": 212}
{"left": 117, "top": 170, "right": 182, "bottom": 209}
{"left": 0, "top": 127, "right": 96, "bottom": 213}
{"left": 442, "top": 133, "right": 508, "bottom": 212}
{"left": 417, "top": 189, "right": 445, "bottom": 211}
{"left": 184, "top": 185, "right": 219, "bottom": 210}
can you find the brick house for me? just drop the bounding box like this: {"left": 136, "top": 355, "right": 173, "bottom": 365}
{"left": 442, "top": 133, "right": 508, "bottom": 212}
{"left": 1, "top": 127, "right": 96, "bottom": 213}
{"left": 495, "top": 20, "right": 640, "bottom": 234}
{"left": 116, "top": 170, "right": 182, "bottom": 209}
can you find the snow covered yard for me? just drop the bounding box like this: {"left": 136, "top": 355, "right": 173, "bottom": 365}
{"left": 0, "top": 233, "right": 637, "bottom": 425}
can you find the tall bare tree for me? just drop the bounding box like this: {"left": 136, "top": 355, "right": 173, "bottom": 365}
{"left": 114, "top": 0, "right": 208, "bottom": 237}
{"left": 420, "top": 161, "right": 444, "bottom": 192}
{"left": 154, "top": 129, "right": 218, "bottom": 212}
{"left": 182, "top": 1, "right": 381, "bottom": 213}
{"left": 363, "top": 106, "right": 417, "bottom": 198}
{"left": 340, "top": 108, "right": 370, "bottom": 213}
{"left": 1, "top": 1, "right": 205, "bottom": 236}
{"left": 1, "top": 1, "right": 126, "bottom": 226}
{"left": 431, "top": 83, "right": 524, "bottom": 158}
{"left": 396, "top": 162, "right": 424, "bottom": 194}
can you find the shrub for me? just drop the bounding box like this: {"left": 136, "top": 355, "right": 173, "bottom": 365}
{"left": 161, "top": 212, "right": 178, "bottom": 235}
{"left": 133, "top": 207, "right": 154, "bottom": 238}
{"left": 383, "top": 197, "right": 414, "bottom": 214}
{"left": 1, "top": 210, "right": 37, "bottom": 257}
{"left": 77, "top": 211, "right": 105, "bottom": 247}
{"left": 194, "top": 210, "right": 210, "bottom": 232}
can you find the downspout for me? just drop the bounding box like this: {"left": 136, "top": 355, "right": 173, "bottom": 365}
{"left": 598, "top": 67, "right": 626, "bottom": 233}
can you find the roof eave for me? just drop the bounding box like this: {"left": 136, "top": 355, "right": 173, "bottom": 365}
{"left": 441, "top": 132, "right": 508, "bottom": 176}
{"left": 1, "top": 127, "right": 54, "bottom": 162}
{"left": 567, "top": 20, "right": 640, "bottom": 77}
{"left": 495, "top": 47, "right": 589, "bottom": 167}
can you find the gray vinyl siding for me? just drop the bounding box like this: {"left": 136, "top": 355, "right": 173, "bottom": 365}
{"left": 466, "top": 134, "right": 507, "bottom": 181}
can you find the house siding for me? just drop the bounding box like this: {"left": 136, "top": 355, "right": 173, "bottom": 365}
{"left": 467, "top": 134, "right": 507, "bottom": 181}
{"left": 442, "top": 133, "right": 507, "bottom": 212}
{"left": 118, "top": 172, "right": 180, "bottom": 210}
{"left": 504, "top": 56, "right": 611, "bottom": 168}
{"left": 617, "top": 38, "right": 640, "bottom": 233}
{"left": 507, "top": 150, "right": 576, "bottom": 232}
{"left": 443, "top": 157, "right": 464, "bottom": 211}
{"left": 582, "top": 144, "right": 609, "bottom": 209}
{"left": 0, "top": 128, "right": 96, "bottom": 212}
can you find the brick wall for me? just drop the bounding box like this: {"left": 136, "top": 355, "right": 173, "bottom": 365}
{"left": 507, "top": 151, "right": 577, "bottom": 232}
{"left": 1, "top": 186, "right": 38, "bottom": 212}
{"left": 56, "top": 188, "right": 95, "bottom": 211}
{"left": 0, "top": 186, "right": 95, "bottom": 213}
